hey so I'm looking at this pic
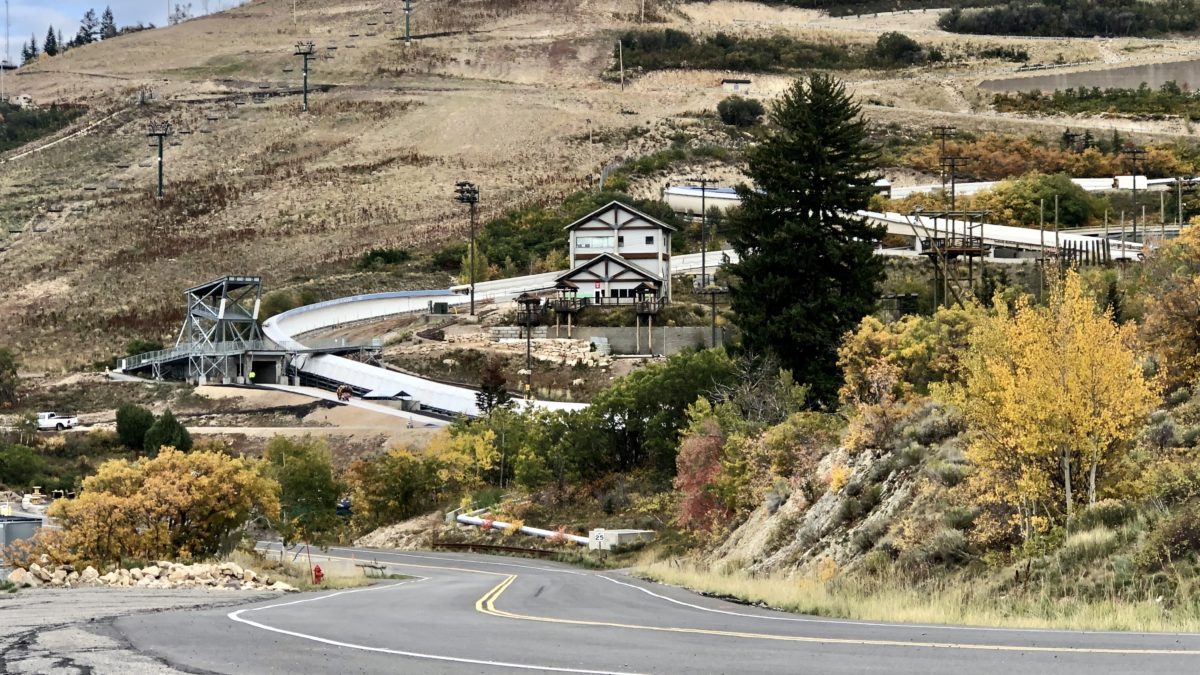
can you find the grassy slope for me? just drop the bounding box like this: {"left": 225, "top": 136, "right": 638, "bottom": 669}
{"left": 0, "top": 0, "right": 691, "bottom": 371}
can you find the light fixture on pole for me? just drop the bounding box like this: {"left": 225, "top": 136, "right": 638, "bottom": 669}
{"left": 685, "top": 175, "right": 715, "bottom": 288}
{"left": 455, "top": 180, "right": 480, "bottom": 316}
{"left": 146, "top": 120, "right": 172, "bottom": 199}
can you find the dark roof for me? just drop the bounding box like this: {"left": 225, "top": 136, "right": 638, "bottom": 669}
{"left": 722, "top": 78, "right": 752, "bottom": 84}
{"left": 563, "top": 200, "right": 678, "bottom": 233}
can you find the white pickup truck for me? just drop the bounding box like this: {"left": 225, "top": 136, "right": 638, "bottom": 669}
{"left": 37, "top": 412, "right": 79, "bottom": 431}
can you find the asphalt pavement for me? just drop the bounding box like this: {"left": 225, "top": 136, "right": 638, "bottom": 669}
{"left": 114, "top": 545, "right": 1200, "bottom": 674}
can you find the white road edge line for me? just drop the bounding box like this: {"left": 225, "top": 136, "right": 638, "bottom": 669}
{"left": 595, "top": 574, "right": 1200, "bottom": 638}
{"left": 227, "top": 575, "right": 641, "bottom": 675}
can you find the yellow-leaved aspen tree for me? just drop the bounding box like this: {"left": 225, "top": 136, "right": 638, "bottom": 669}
{"left": 953, "top": 271, "right": 1157, "bottom": 539}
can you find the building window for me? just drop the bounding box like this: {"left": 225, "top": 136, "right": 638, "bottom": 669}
{"left": 618, "top": 236, "right": 625, "bottom": 246}
{"left": 577, "top": 236, "right": 613, "bottom": 249}
{"left": 645, "top": 235, "right": 654, "bottom": 245}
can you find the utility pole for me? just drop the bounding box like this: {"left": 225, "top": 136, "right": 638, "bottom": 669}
{"left": 686, "top": 176, "right": 714, "bottom": 287}
{"left": 618, "top": 40, "right": 625, "bottom": 91}
{"left": 147, "top": 120, "right": 172, "bottom": 199}
{"left": 1123, "top": 145, "right": 1146, "bottom": 241}
{"left": 455, "top": 180, "right": 480, "bottom": 316}
{"left": 932, "top": 124, "right": 955, "bottom": 194}
{"left": 940, "top": 156, "right": 968, "bottom": 210}
{"left": 294, "top": 41, "right": 316, "bottom": 112}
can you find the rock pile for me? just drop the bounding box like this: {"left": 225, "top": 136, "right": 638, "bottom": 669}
{"left": 6, "top": 560, "right": 298, "bottom": 592}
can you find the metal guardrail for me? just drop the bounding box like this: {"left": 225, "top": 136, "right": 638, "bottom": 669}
{"left": 120, "top": 337, "right": 383, "bottom": 371}
{"left": 431, "top": 540, "right": 559, "bottom": 559}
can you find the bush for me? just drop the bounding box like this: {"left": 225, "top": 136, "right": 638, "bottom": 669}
{"left": 1077, "top": 498, "right": 1135, "bottom": 530}
{"left": 116, "top": 404, "right": 156, "bottom": 450}
{"left": 357, "top": 247, "right": 412, "bottom": 270}
{"left": 942, "top": 505, "right": 976, "bottom": 530}
{"left": 0, "top": 443, "right": 45, "bottom": 489}
{"left": 717, "top": 96, "right": 765, "bottom": 128}
{"left": 869, "top": 32, "right": 926, "bottom": 67}
{"left": 124, "top": 339, "right": 164, "bottom": 357}
{"left": 1137, "top": 502, "right": 1200, "bottom": 570}
{"left": 143, "top": 409, "right": 192, "bottom": 455}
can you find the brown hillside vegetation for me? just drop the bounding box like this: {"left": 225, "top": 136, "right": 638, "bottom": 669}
{"left": 0, "top": 0, "right": 706, "bottom": 370}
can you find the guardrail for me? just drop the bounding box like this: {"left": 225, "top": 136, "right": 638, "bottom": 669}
{"left": 120, "top": 337, "right": 383, "bottom": 371}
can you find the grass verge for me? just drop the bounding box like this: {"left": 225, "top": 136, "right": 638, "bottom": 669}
{"left": 228, "top": 550, "right": 376, "bottom": 592}
{"left": 633, "top": 560, "right": 1200, "bottom": 632}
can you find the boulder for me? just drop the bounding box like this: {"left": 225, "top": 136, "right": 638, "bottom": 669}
{"left": 99, "top": 572, "right": 117, "bottom": 584}
{"left": 142, "top": 565, "right": 161, "bottom": 579}
{"left": 241, "top": 569, "right": 257, "bottom": 584}
{"left": 129, "top": 568, "right": 143, "bottom": 581}
{"left": 51, "top": 569, "right": 68, "bottom": 583}
{"left": 136, "top": 575, "right": 155, "bottom": 587}
{"left": 168, "top": 568, "right": 189, "bottom": 583}
{"left": 220, "top": 562, "right": 244, "bottom": 578}
{"left": 269, "top": 582, "right": 297, "bottom": 593}
{"left": 80, "top": 566, "right": 99, "bottom": 583}
{"left": 29, "top": 563, "right": 52, "bottom": 582}
{"left": 7, "top": 568, "right": 31, "bottom": 586}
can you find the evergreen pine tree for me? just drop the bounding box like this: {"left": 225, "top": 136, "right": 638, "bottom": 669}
{"left": 726, "top": 73, "right": 884, "bottom": 407}
{"left": 44, "top": 26, "right": 58, "bottom": 56}
{"left": 143, "top": 409, "right": 193, "bottom": 455}
{"left": 24, "top": 34, "right": 38, "bottom": 63}
{"left": 100, "top": 7, "right": 117, "bottom": 40}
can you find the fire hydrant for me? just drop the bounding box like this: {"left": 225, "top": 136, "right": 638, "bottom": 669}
{"left": 312, "top": 564, "right": 324, "bottom": 585}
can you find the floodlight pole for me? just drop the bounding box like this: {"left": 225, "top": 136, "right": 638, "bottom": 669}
{"left": 147, "top": 121, "right": 172, "bottom": 199}
{"left": 455, "top": 181, "right": 480, "bottom": 316}
{"left": 294, "top": 41, "right": 316, "bottom": 112}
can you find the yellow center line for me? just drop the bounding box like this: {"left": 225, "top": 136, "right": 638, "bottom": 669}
{"left": 478, "top": 574, "right": 1200, "bottom": 656}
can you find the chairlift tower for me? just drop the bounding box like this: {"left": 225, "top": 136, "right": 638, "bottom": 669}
{"left": 455, "top": 180, "right": 480, "bottom": 316}
{"left": 404, "top": 0, "right": 413, "bottom": 46}
{"left": 294, "top": 41, "right": 317, "bottom": 112}
{"left": 146, "top": 120, "right": 172, "bottom": 199}
{"left": 909, "top": 209, "right": 989, "bottom": 308}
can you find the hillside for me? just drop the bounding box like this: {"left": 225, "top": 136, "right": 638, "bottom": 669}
{"left": 3, "top": 0, "right": 1200, "bottom": 371}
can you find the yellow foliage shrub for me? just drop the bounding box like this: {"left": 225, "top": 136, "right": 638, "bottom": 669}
{"left": 829, "top": 464, "right": 850, "bottom": 493}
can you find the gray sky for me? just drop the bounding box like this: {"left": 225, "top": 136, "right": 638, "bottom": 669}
{"left": 6, "top": 1, "right": 245, "bottom": 62}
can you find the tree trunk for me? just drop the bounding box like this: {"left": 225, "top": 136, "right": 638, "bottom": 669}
{"left": 1088, "top": 440, "right": 1098, "bottom": 506}
{"left": 1062, "top": 447, "right": 1073, "bottom": 520}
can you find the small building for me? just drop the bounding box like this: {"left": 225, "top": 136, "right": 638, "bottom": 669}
{"left": 8, "top": 94, "right": 33, "bottom": 109}
{"left": 721, "top": 78, "right": 752, "bottom": 94}
{"left": 556, "top": 201, "right": 676, "bottom": 304}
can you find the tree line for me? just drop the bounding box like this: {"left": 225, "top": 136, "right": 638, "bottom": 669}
{"left": 19, "top": 6, "right": 153, "bottom": 64}
{"left": 938, "top": 0, "right": 1200, "bottom": 38}
{"left": 994, "top": 82, "right": 1200, "bottom": 120}
{"left": 616, "top": 29, "right": 942, "bottom": 75}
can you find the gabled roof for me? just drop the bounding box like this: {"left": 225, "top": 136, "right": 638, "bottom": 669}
{"left": 555, "top": 251, "right": 663, "bottom": 284}
{"left": 563, "top": 200, "right": 678, "bottom": 233}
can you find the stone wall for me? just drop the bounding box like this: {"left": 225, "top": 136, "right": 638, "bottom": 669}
{"left": 562, "top": 326, "right": 718, "bottom": 356}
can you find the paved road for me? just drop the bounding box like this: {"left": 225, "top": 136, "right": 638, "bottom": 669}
{"left": 115, "top": 546, "right": 1200, "bottom": 674}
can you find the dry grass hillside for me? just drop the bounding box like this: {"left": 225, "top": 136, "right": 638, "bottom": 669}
{"left": 4, "top": 0, "right": 1200, "bottom": 371}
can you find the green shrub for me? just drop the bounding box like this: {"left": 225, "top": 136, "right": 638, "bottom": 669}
{"left": 143, "top": 409, "right": 192, "bottom": 455}
{"left": 1137, "top": 502, "right": 1200, "bottom": 570}
{"left": 0, "top": 443, "right": 45, "bottom": 489}
{"left": 1077, "top": 498, "right": 1135, "bottom": 530}
{"left": 717, "top": 96, "right": 765, "bottom": 128}
{"left": 868, "top": 32, "right": 927, "bottom": 67}
{"left": 923, "top": 528, "right": 970, "bottom": 566}
{"left": 851, "top": 519, "right": 888, "bottom": 552}
{"left": 116, "top": 404, "right": 156, "bottom": 450}
{"left": 357, "top": 247, "right": 412, "bottom": 270}
{"left": 124, "top": 339, "right": 164, "bottom": 356}
{"left": 942, "top": 505, "right": 976, "bottom": 530}
{"left": 926, "top": 460, "right": 968, "bottom": 487}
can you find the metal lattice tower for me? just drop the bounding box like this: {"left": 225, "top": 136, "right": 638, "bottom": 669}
{"left": 176, "top": 276, "right": 265, "bottom": 381}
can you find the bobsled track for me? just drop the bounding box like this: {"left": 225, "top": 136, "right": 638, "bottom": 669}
{"left": 264, "top": 196, "right": 1150, "bottom": 418}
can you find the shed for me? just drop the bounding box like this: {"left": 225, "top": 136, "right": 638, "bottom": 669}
{"left": 721, "top": 78, "right": 752, "bottom": 93}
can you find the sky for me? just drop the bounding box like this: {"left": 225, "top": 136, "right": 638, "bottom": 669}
{"left": 5, "top": 1, "right": 244, "bottom": 63}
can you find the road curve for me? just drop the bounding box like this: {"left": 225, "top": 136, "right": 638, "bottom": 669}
{"left": 116, "top": 545, "right": 1200, "bottom": 674}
